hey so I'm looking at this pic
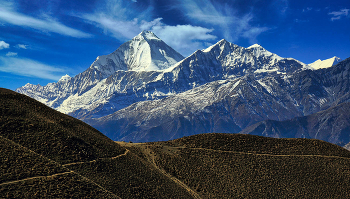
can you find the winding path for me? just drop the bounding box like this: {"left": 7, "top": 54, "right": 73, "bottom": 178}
{"left": 62, "top": 149, "right": 129, "bottom": 167}
{"left": 0, "top": 150, "right": 130, "bottom": 188}
{"left": 0, "top": 171, "right": 74, "bottom": 186}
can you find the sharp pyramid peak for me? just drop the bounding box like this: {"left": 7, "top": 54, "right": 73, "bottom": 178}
{"left": 218, "top": 38, "right": 228, "bottom": 43}
{"left": 202, "top": 39, "right": 230, "bottom": 52}
{"left": 215, "top": 39, "right": 231, "bottom": 46}
{"left": 136, "top": 30, "right": 161, "bottom": 41}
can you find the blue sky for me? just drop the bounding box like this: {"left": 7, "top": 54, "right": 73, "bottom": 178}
{"left": 0, "top": 0, "right": 349, "bottom": 90}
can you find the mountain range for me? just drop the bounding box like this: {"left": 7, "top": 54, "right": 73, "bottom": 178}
{"left": 2, "top": 88, "right": 350, "bottom": 198}
{"left": 16, "top": 30, "right": 349, "bottom": 147}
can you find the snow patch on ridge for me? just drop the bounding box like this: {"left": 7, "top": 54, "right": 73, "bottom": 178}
{"left": 247, "top": 44, "right": 262, "bottom": 49}
{"left": 59, "top": 74, "right": 72, "bottom": 82}
{"left": 308, "top": 56, "right": 342, "bottom": 70}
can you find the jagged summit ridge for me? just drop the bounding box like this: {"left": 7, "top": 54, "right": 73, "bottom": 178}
{"left": 17, "top": 32, "right": 308, "bottom": 122}
{"left": 90, "top": 58, "right": 350, "bottom": 143}
{"left": 198, "top": 39, "right": 303, "bottom": 77}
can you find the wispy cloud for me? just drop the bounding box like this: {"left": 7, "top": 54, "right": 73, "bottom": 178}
{"left": 273, "top": 0, "right": 289, "bottom": 15}
{"left": 0, "top": 5, "right": 91, "bottom": 38}
{"left": 173, "top": 0, "right": 270, "bottom": 44}
{"left": 0, "top": 56, "right": 65, "bottom": 80}
{"left": 80, "top": 0, "right": 155, "bottom": 40}
{"left": 83, "top": 14, "right": 141, "bottom": 40}
{"left": 329, "top": 8, "right": 349, "bottom": 21}
{"left": 81, "top": 0, "right": 217, "bottom": 56}
{"left": 6, "top": 52, "right": 17, "bottom": 57}
{"left": 303, "top": 7, "right": 313, "bottom": 12}
{"left": 0, "top": 41, "right": 10, "bottom": 50}
{"left": 16, "top": 44, "right": 27, "bottom": 49}
{"left": 149, "top": 20, "right": 216, "bottom": 55}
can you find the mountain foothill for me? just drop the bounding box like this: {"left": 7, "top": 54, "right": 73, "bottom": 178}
{"left": 1, "top": 88, "right": 350, "bottom": 198}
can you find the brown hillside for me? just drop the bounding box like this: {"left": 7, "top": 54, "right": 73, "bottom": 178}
{"left": 0, "top": 88, "right": 125, "bottom": 164}
{"left": 0, "top": 135, "right": 120, "bottom": 198}
{"left": 2, "top": 88, "right": 350, "bottom": 198}
{"left": 0, "top": 88, "right": 196, "bottom": 198}
{"left": 122, "top": 133, "right": 350, "bottom": 198}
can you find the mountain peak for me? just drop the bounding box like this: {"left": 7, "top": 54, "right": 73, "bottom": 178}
{"left": 202, "top": 39, "right": 229, "bottom": 52}
{"left": 136, "top": 30, "right": 161, "bottom": 41}
{"left": 87, "top": 30, "right": 184, "bottom": 74}
{"left": 247, "top": 44, "right": 263, "bottom": 49}
{"left": 218, "top": 39, "right": 228, "bottom": 44}
{"left": 58, "top": 74, "right": 72, "bottom": 82}
{"left": 246, "top": 43, "right": 282, "bottom": 60}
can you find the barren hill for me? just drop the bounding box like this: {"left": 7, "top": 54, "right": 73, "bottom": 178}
{"left": 2, "top": 88, "right": 350, "bottom": 198}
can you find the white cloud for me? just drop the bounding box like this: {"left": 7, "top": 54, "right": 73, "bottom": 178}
{"left": 16, "top": 44, "right": 27, "bottom": 49}
{"left": 83, "top": 14, "right": 140, "bottom": 40}
{"left": 0, "top": 7, "right": 91, "bottom": 38}
{"left": 329, "top": 8, "right": 349, "bottom": 21}
{"left": 80, "top": 0, "right": 154, "bottom": 40}
{"left": 6, "top": 52, "right": 17, "bottom": 57}
{"left": 81, "top": 0, "right": 217, "bottom": 56}
{"left": 174, "top": 0, "right": 269, "bottom": 44}
{"left": 0, "top": 41, "right": 10, "bottom": 50}
{"left": 150, "top": 21, "right": 216, "bottom": 55}
{"left": 0, "top": 56, "right": 65, "bottom": 80}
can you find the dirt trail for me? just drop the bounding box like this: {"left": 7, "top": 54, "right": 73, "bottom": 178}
{"left": 0, "top": 171, "right": 74, "bottom": 186}
{"left": 118, "top": 142, "right": 202, "bottom": 199}
{"left": 62, "top": 149, "right": 129, "bottom": 167}
{"left": 0, "top": 150, "right": 129, "bottom": 187}
{"left": 181, "top": 146, "right": 350, "bottom": 159}
{"left": 128, "top": 142, "right": 350, "bottom": 160}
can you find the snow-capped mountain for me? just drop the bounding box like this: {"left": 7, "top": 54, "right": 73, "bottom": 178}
{"left": 17, "top": 30, "right": 350, "bottom": 145}
{"left": 16, "top": 31, "right": 184, "bottom": 116}
{"left": 308, "top": 56, "right": 342, "bottom": 70}
{"left": 90, "top": 30, "right": 184, "bottom": 73}
{"left": 89, "top": 58, "right": 350, "bottom": 143}
{"left": 17, "top": 32, "right": 306, "bottom": 120}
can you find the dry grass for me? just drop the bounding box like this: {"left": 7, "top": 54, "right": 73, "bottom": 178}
{"left": 2, "top": 88, "right": 350, "bottom": 198}
{"left": 124, "top": 133, "right": 350, "bottom": 198}
{"left": 0, "top": 88, "right": 125, "bottom": 164}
